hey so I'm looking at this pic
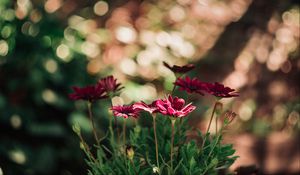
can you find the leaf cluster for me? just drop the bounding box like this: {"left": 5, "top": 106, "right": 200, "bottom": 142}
{"left": 78, "top": 115, "right": 237, "bottom": 175}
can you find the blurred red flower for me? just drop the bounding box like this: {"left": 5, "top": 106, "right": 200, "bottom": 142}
{"left": 69, "top": 85, "right": 107, "bottom": 102}
{"left": 174, "top": 76, "right": 207, "bottom": 95}
{"left": 163, "top": 61, "right": 195, "bottom": 74}
{"left": 205, "top": 82, "right": 239, "bottom": 98}
{"left": 98, "top": 75, "right": 123, "bottom": 94}
{"left": 155, "top": 95, "right": 196, "bottom": 118}
{"left": 133, "top": 101, "right": 158, "bottom": 114}
{"left": 111, "top": 105, "right": 140, "bottom": 118}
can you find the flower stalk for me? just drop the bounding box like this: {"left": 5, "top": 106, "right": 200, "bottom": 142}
{"left": 201, "top": 101, "right": 218, "bottom": 149}
{"left": 87, "top": 102, "right": 99, "bottom": 146}
{"left": 206, "top": 101, "right": 218, "bottom": 134}
{"left": 152, "top": 114, "right": 159, "bottom": 168}
{"left": 109, "top": 114, "right": 114, "bottom": 144}
{"left": 123, "top": 119, "right": 126, "bottom": 145}
{"left": 170, "top": 118, "right": 176, "bottom": 173}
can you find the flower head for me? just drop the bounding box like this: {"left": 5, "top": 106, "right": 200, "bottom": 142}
{"left": 69, "top": 84, "right": 107, "bottom": 102}
{"left": 155, "top": 95, "right": 196, "bottom": 118}
{"left": 174, "top": 76, "right": 207, "bottom": 95}
{"left": 133, "top": 101, "right": 158, "bottom": 114}
{"left": 111, "top": 105, "right": 140, "bottom": 119}
{"left": 205, "top": 82, "right": 239, "bottom": 98}
{"left": 163, "top": 61, "right": 195, "bottom": 74}
{"left": 98, "top": 75, "right": 123, "bottom": 95}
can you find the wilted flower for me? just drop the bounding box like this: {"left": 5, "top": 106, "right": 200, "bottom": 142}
{"left": 163, "top": 61, "right": 195, "bottom": 74}
{"left": 222, "top": 110, "right": 237, "bottom": 124}
{"left": 155, "top": 95, "right": 196, "bottom": 118}
{"left": 98, "top": 75, "right": 123, "bottom": 95}
{"left": 133, "top": 101, "right": 158, "bottom": 114}
{"left": 111, "top": 105, "right": 140, "bottom": 118}
{"left": 69, "top": 85, "right": 107, "bottom": 102}
{"left": 205, "top": 82, "right": 239, "bottom": 98}
{"left": 174, "top": 76, "right": 207, "bottom": 95}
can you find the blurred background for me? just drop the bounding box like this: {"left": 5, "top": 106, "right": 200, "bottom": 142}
{"left": 0, "top": 0, "right": 299, "bottom": 174}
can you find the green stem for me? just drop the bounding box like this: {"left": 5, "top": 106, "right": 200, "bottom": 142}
{"left": 123, "top": 119, "right": 126, "bottom": 145}
{"left": 171, "top": 84, "right": 176, "bottom": 95}
{"left": 130, "top": 159, "right": 138, "bottom": 175}
{"left": 111, "top": 99, "right": 120, "bottom": 144}
{"left": 87, "top": 102, "right": 99, "bottom": 146}
{"left": 78, "top": 132, "right": 97, "bottom": 163}
{"left": 170, "top": 119, "right": 176, "bottom": 173}
{"left": 208, "top": 134, "right": 222, "bottom": 158}
{"left": 171, "top": 74, "right": 182, "bottom": 95}
{"left": 109, "top": 101, "right": 115, "bottom": 151}
{"left": 206, "top": 101, "right": 218, "bottom": 134}
{"left": 109, "top": 115, "right": 115, "bottom": 150}
{"left": 152, "top": 114, "right": 160, "bottom": 168}
{"left": 202, "top": 101, "right": 218, "bottom": 149}
{"left": 215, "top": 114, "right": 218, "bottom": 134}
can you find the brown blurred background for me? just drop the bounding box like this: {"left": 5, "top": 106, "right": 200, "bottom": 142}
{"left": 0, "top": 0, "right": 299, "bottom": 174}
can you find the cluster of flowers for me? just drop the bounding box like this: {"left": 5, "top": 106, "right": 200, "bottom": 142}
{"left": 70, "top": 61, "right": 238, "bottom": 119}
{"left": 70, "top": 62, "right": 239, "bottom": 173}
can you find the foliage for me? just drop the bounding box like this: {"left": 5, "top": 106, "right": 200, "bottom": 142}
{"left": 75, "top": 111, "right": 237, "bottom": 175}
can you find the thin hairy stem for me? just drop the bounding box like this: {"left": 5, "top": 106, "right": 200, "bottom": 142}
{"left": 170, "top": 119, "right": 176, "bottom": 173}
{"left": 215, "top": 115, "right": 218, "bottom": 134}
{"left": 109, "top": 114, "right": 114, "bottom": 144}
{"left": 123, "top": 119, "right": 126, "bottom": 145}
{"left": 152, "top": 114, "right": 159, "bottom": 168}
{"left": 78, "top": 132, "right": 97, "bottom": 163}
{"left": 130, "top": 159, "right": 138, "bottom": 175}
{"left": 87, "top": 102, "right": 99, "bottom": 146}
{"left": 206, "top": 101, "right": 218, "bottom": 134}
{"left": 171, "top": 74, "right": 182, "bottom": 95}
{"left": 202, "top": 101, "right": 218, "bottom": 149}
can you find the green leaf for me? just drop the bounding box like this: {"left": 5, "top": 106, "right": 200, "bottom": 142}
{"left": 189, "top": 157, "right": 196, "bottom": 170}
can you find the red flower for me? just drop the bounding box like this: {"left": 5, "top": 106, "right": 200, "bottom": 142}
{"left": 155, "top": 95, "right": 196, "bottom": 118}
{"left": 133, "top": 101, "right": 158, "bottom": 114}
{"left": 111, "top": 105, "right": 140, "bottom": 119}
{"left": 174, "top": 76, "right": 207, "bottom": 95}
{"left": 69, "top": 85, "right": 107, "bottom": 102}
{"left": 98, "top": 75, "right": 123, "bottom": 94}
{"left": 163, "top": 61, "right": 195, "bottom": 74}
{"left": 205, "top": 82, "right": 239, "bottom": 98}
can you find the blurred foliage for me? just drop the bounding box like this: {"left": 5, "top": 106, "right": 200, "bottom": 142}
{"left": 0, "top": 0, "right": 299, "bottom": 174}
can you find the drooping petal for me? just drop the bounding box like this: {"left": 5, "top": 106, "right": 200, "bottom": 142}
{"left": 181, "top": 103, "right": 196, "bottom": 114}
{"left": 111, "top": 105, "right": 140, "bottom": 119}
{"left": 205, "top": 82, "right": 239, "bottom": 98}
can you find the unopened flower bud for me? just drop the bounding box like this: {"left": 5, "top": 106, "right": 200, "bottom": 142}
{"left": 223, "top": 110, "right": 237, "bottom": 125}
{"left": 153, "top": 166, "right": 160, "bottom": 174}
{"left": 72, "top": 123, "right": 81, "bottom": 134}
{"left": 126, "top": 146, "right": 134, "bottom": 160}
